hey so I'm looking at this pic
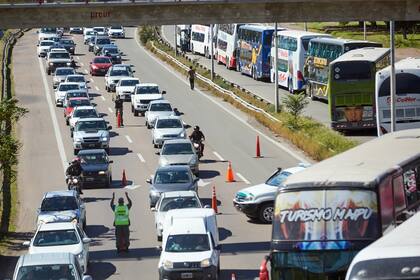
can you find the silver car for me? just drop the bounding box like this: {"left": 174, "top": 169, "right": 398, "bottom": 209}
{"left": 159, "top": 139, "right": 199, "bottom": 175}
{"left": 145, "top": 100, "right": 174, "bottom": 129}
{"left": 152, "top": 116, "right": 186, "bottom": 148}
{"left": 72, "top": 118, "right": 111, "bottom": 155}
{"left": 53, "top": 67, "right": 76, "bottom": 88}
{"left": 65, "top": 74, "right": 89, "bottom": 91}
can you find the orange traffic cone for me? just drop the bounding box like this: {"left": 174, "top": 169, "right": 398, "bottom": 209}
{"left": 211, "top": 186, "right": 218, "bottom": 214}
{"left": 117, "top": 111, "right": 121, "bottom": 128}
{"left": 256, "top": 135, "right": 261, "bottom": 158}
{"left": 122, "top": 169, "right": 127, "bottom": 187}
{"left": 226, "top": 161, "right": 235, "bottom": 182}
{"left": 231, "top": 273, "right": 237, "bottom": 280}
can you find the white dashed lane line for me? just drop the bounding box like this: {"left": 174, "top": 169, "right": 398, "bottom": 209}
{"left": 90, "top": 78, "right": 94, "bottom": 83}
{"left": 101, "top": 96, "right": 106, "bottom": 101}
{"left": 236, "top": 173, "right": 251, "bottom": 185}
{"left": 84, "top": 69, "right": 88, "bottom": 74}
{"left": 125, "top": 135, "right": 133, "bottom": 144}
{"left": 137, "top": 153, "right": 146, "bottom": 163}
{"left": 80, "top": 62, "right": 84, "bottom": 67}
{"left": 95, "top": 86, "right": 100, "bottom": 91}
{"left": 76, "top": 56, "right": 80, "bottom": 60}
{"left": 108, "top": 107, "right": 113, "bottom": 113}
{"left": 213, "top": 151, "right": 225, "bottom": 162}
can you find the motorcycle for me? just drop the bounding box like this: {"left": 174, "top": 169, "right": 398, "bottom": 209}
{"left": 66, "top": 175, "right": 82, "bottom": 195}
{"left": 192, "top": 140, "right": 204, "bottom": 159}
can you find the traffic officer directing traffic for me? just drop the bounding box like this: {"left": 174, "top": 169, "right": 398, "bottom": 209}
{"left": 110, "top": 192, "right": 132, "bottom": 252}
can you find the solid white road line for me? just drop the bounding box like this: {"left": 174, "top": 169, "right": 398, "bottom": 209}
{"left": 108, "top": 107, "right": 113, "bottom": 113}
{"left": 76, "top": 56, "right": 80, "bottom": 60}
{"left": 213, "top": 151, "right": 225, "bottom": 162}
{"left": 236, "top": 173, "right": 251, "bottom": 185}
{"left": 38, "top": 58, "right": 68, "bottom": 172}
{"left": 84, "top": 69, "right": 88, "bottom": 74}
{"left": 80, "top": 62, "right": 84, "bottom": 67}
{"left": 89, "top": 78, "right": 94, "bottom": 83}
{"left": 101, "top": 96, "right": 106, "bottom": 101}
{"left": 197, "top": 179, "right": 211, "bottom": 188}
{"left": 95, "top": 86, "right": 100, "bottom": 91}
{"left": 137, "top": 153, "right": 146, "bottom": 163}
{"left": 125, "top": 135, "right": 133, "bottom": 144}
{"left": 124, "top": 184, "right": 141, "bottom": 190}
{"left": 135, "top": 29, "right": 307, "bottom": 163}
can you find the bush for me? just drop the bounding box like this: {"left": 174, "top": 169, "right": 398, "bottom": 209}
{"left": 139, "top": 26, "right": 157, "bottom": 45}
{"left": 282, "top": 93, "right": 309, "bottom": 129}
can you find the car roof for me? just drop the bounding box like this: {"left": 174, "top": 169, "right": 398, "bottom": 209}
{"left": 77, "top": 117, "right": 104, "bottom": 122}
{"left": 150, "top": 99, "right": 170, "bottom": 105}
{"left": 38, "top": 222, "right": 77, "bottom": 231}
{"left": 156, "top": 165, "right": 191, "bottom": 172}
{"left": 20, "top": 252, "right": 74, "bottom": 267}
{"left": 137, "top": 83, "right": 158, "bottom": 87}
{"left": 161, "top": 190, "right": 198, "bottom": 198}
{"left": 156, "top": 115, "right": 181, "bottom": 121}
{"left": 55, "top": 67, "right": 74, "bottom": 72}
{"left": 68, "top": 97, "right": 89, "bottom": 101}
{"left": 119, "top": 77, "right": 139, "bottom": 81}
{"left": 102, "top": 44, "right": 118, "bottom": 49}
{"left": 163, "top": 139, "right": 192, "bottom": 145}
{"left": 93, "top": 56, "right": 111, "bottom": 60}
{"left": 66, "top": 89, "right": 87, "bottom": 94}
{"left": 40, "top": 39, "right": 55, "bottom": 43}
{"left": 66, "top": 74, "right": 85, "bottom": 78}
{"left": 168, "top": 218, "right": 206, "bottom": 235}
{"left": 44, "top": 190, "right": 77, "bottom": 198}
{"left": 58, "top": 82, "right": 80, "bottom": 86}
{"left": 78, "top": 149, "right": 106, "bottom": 155}
{"left": 73, "top": 106, "right": 96, "bottom": 110}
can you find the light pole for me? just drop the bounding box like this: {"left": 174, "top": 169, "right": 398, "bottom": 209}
{"left": 390, "top": 20, "right": 396, "bottom": 132}
{"left": 174, "top": 25, "right": 178, "bottom": 56}
{"left": 274, "top": 22, "right": 279, "bottom": 113}
{"left": 363, "top": 21, "right": 367, "bottom": 40}
{"left": 210, "top": 24, "right": 215, "bottom": 81}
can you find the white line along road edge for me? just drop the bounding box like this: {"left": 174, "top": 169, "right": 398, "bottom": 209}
{"left": 137, "top": 153, "right": 146, "bottom": 163}
{"left": 236, "top": 173, "right": 251, "bottom": 185}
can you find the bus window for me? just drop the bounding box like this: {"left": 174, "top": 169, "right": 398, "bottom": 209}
{"left": 393, "top": 175, "right": 406, "bottom": 214}
{"left": 403, "top": 167, "right": 419, "bottom": 207}
{"left": 379, "top": 176, "right": 393, "bottom": 231}
{"left": 333, "top": 61, "right": 372, "bottom": 81}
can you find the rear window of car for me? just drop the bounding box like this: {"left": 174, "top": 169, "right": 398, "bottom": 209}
{"left": 59, "top": 84, "right": 80, "bottom": 91}
{"left": 33, "top": 229, "right": 79, "bottom": 247}
{"left": 93, "top": 57, "right": 111, "bottom": 64}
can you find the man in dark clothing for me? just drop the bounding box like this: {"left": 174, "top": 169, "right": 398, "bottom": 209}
{"left": 189, "top": 125, "right": 205, "bottom": 156}
{"left": 66, "top": 158, "right": 83, "bottom": 194}
{"left": 187, "top": 66, "right": 195, "bottom": 90}
{"left": 110, "top": 192, "right": 132, "bottom": 252}
{"left": 114, "top": 95, "right": 124, "bottom": 126}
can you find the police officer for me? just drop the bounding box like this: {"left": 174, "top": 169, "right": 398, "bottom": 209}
{"left": 110, "top": 192, "right": 132, "bottom": 252}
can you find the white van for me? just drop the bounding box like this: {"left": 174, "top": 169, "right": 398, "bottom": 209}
{"left": 346, "top": 211, "right": 420, "bottom": 280}
{"left": 158, "top": 208, "right": 220, "bottom": 280}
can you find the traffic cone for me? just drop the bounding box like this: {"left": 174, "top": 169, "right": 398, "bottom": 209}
{"left": 226, "top": 161, "right": 235, "bottom": 182}
{"left": 256, "top": 135, "right": 261, "bottom": 158}
{"left": 117, "top": 111, "right": 121, "bottom": 128}
{"left": 122, "top": 169, "right": 127, "bottom": 187}
{"left": 211, "top": 186, "right": 218, "bottom": 214}
{"left": 231, "top": 273, "right": 236, "bottom": 280}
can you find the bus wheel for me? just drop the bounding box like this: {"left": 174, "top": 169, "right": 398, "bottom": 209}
{"left": 259, "top": 203, "right": 274, "bottom": 223}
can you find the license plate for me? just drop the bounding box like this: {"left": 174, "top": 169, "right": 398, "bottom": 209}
{"left": 88, "top": 144, "right": 96, "bottom": 147}
{"left": 181, "top": 273, "right": 193, "bottom": 279}
{"left": 85, "top": 177, "right": 94, "bottom": 182}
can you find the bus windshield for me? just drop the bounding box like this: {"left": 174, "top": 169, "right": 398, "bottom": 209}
{"left": 333, "top": 61, "right": 372, "bottom": 81}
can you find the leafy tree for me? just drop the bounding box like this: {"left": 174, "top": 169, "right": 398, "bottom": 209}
{"left": 282, "top": 93, "right": 308, "bottom": 129}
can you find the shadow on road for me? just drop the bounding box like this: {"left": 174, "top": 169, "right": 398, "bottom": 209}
{"left": 85, "top": 225, "right": 110, "bottom": 238}
{"left": 108, "top": 147, "right": 132, "bottom": 156}
{"left": 200, "top": 159, "right": 225, "bottom": 164}
{"left": 218, "top": 227, "right": 232, "bottom": 241}
{"left": 200, "top": 198, "right": 221, "bottom": 207}
{"left": 221, "top": 241, "right": 270, "bottom": 255}
{"left": 198, "top": 170, "right": 220, "bottom": 179}
{"left": 0, "top": 255, "right": 19, "bottom": 279}
{"left": 221, "top": 268, "right": 260, "bottom": 280}
{"left": 83, "top": 197, "right": 111, "bottom": 203}
{"left": 88, "top": 261, "right": 117, "bottom": 280}
{"left": 90, "top": 246, "right": 161, "bottom": 261}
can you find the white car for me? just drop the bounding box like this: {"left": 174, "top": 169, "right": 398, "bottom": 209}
{"left": 152, "top": 116, "right": 186, "bottom": 148}
{"left": 108, "top": 25, "right": 125, "bottom": 38}
{"left": 69, "top": 27, "right": 83, "bottom": 34}
{"left": 83, "top": 28, "right": 96, "bottom": 44}
{"left": 105, "top": 65, "right": 132, "bottom": 92}
{"left": 65, "top": 74, "right": 89, "bottom": 91}
{"left": 53, "top": 67, "right": 76, "bottom": 88}
{"left": 38, "top": 27, "right": 59, "bottom": 42}
{"left": 116, "top": 77, "right": 140, "bottom": 101}
{"left": 152, "top": 191, "right": 202, "bottom": 241}
{"left": 131, "top": 83, "right": 165, "bottom": 116}
{"left": 233, "top": 163, "right": 310, "bottom": 223}
{"left": 145, "top": 100, "right": 174, "bottom": 129}
{"left": 55, "top": 82, "right": 81, "bottom": 107}
{"left": 37, "top": 40, "right": 56, "bottom": 57}
{"left": 93, "top": 26, "right": 107, "bottom": 36}
{"left": 23, "top": 222, "right": 91, "bottom": 273}
{"left": 69, "top": 106, "right": 99, "bottom": 129}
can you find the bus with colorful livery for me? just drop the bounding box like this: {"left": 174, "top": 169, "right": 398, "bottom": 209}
{"left": 328, "top": 47, "right": 390, "bottom": 131}
{"left": 216, "top": 24, "right": 243, "bottom": 69}
{"left": 236, "top": 25, "right": 274, "bottom": 80}
{"left": 260, "top": 128, "right": 420, "bottom": 280}
{"left": 304, "top": 38, "right": 381, "bottom": 101}
{"left": 270, "top": 30, "right": 331, "bottom": 93}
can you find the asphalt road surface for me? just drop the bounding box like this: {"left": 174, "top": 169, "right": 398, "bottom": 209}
{"left": 4, "top": 28, "right": 311, "bottom": 279}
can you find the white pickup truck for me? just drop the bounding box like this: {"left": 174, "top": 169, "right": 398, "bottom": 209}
{"left": 131, "top": 83, "right": 166, "bottom": 116}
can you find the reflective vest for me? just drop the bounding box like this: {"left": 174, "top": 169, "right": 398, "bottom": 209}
{"left": 114, "top": 205, "right": 130, "bottom": 226}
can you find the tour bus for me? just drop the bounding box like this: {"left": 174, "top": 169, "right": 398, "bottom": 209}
{"left": 259, "top": 128, "right": 420, "bottom": 280}
{"left": 216, "top": 24, "right": 244, "bottom": 69}
{"left": 176, "top": 24, "right": 191, "bottom": 52}
{"left": 190, "top": 24, "right": 216, "bottom": 58}
{"left": 236, "top": 25, "right": 274, "bottom": 80}
{"left": 270, "top": 30, "right": 331, "bottom": 93}
{"left": 375, "top": 57, "right": 420, "bottom": 136}
{"left": 328, "top": 47, "right": 390, "bottom": 131}
{"left": 304, "top": 38, "right": 382, "bottom": 101}
{"left": 346, "top": 211, "right": 420, "bottom": 280}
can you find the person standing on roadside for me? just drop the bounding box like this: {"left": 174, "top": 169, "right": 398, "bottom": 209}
{"left": 187, "top": 66, "right": 196, "bottom": 90}
{"left": 114, "top": 95, "right": 124, "bottom": 126}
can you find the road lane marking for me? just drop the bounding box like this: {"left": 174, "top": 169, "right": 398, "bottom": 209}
{"left": 125, "top": 135, "right": 133, "bottom": 144}
{"left": 236, "top": 173, "right": 251, "bottom": 185}
{"left": 38, "top": 58, "right": 68, "bottom": 172}
{"left": 101, "top": 96, "right": 106, "bottom": 101}
{"left": 76, "top": 56, "right": 80, "bottom": 60}
{"left": 197, "top": 179, "right": 211, "bottom": 187}
{"left": 84, "top": 69, "right": 88, "bottom": 74}
{"left": 108, "top": 107, "right": 113, "bottom": 113}
{"left": 137, "top": 153, "right": 146, "bottom": 163}
{"left": 124, "top": 184, "right": 140, "bottom": 190}
{"left": 213, "top": 151, "right": 225, "bottom": 162}
{"left": 80, "top": 62, "right": 84, "bottom": 67}
{"left": 95, "top": 86, "right": 100, "bottom": 91}
{"left": 90, "top": 78, "right": 94, "bottom": 83}
{"left": 135, "top": 29, "right": 307, "bottom": 163}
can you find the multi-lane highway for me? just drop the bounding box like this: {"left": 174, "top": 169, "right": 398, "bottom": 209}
{"left": 6, "top": 28, "right": 310, "bottom": 279}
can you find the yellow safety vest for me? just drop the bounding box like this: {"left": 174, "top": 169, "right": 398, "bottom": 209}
{"left": 114, "top": 205, "right": 129, "bottom": 226}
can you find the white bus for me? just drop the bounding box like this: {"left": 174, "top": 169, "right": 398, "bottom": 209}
{"left": 376, "top": 57, "right": 420, "bottom": 136}
{"left": 270, "top": 30, "right": 331, "bottom": 93}
{"left": 190, "top": 24, "right": 213, "bottom": 58}
{"left": 216, "top": 24, "right": 243, "bottom": 69}
{"left": 346, "top": 211, "right": 420, "bottom": 280}
{"left": 176, "top": 25, "right": 191, "bottom": 52}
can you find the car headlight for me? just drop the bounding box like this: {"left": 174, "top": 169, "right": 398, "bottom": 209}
{"left": 49, "top": 62, "right": 53, "bottom": 66}
{"left": 98, "top": 170, "right": 106, "bottom": 175}
{"left": 77, "top": 252, "right": 83, "bottom": 260}
{"left": 74, "top": 137, "right": 82, "bottom": 143}
{"left": 179, "top": 132, "right": 186, "bottom": 138}
{"left": 163, "top": 260, "right": 173, "bottom": 269}
{"left": 200, "top": 258, "right": 211, "bottom": 268}
{"left": 91, "top": 65, "right": 98, "bottom": 69}
{"left": 66, "top": 62, "right": 72, "bottom": 66}
{"left": 101, "top": 137, "right": 108, "bottom": 142}
{"left": 150, "top": 190, "right": 160, "bottom": 197}
{"left": 189, "top": 157, "right": 197, "bottom": 165}
{"left": 243, "top": 194, "right": 255, "bottom": 201}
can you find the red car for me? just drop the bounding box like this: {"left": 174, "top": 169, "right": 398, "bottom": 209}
{"left": 89, "top": 56, "right": 112, "bottom": 76}
{"left": 63, "top": 97, "right": 91, "bottom": 125}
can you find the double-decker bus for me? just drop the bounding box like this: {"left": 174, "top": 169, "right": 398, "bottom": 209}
{"left": 236, "top": 25, "right": 274, "bottom": 80}
{"left": 190, "top": 24, "right": 212, "bottom": 58}
{"left": 270, "top": 30, "right": 331, "bottom": 93}
{"left": 259, "top": 128, "right": 420, "bottom": 280}
{"left": 375, "top": 57, "right": 420, "bottom": 136}
{"left": 305, "top": 38, "right": 382, "bottom": 101}
{"left": 216, "top": 24, "right": 243, "bottom": 69}
{"left": 328, "top": 47, "right": 390, "bottom": 131}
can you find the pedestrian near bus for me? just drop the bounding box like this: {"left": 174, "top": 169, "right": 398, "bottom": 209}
{"left": 187, "top": 66, "right": 196, "bottom": 90}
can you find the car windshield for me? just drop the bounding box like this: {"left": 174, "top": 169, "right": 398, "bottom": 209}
{"left": 93, "top": 27, "right": 105, "bottom": 32}
{"left": 40, "top": 41, "right": 54, "bottom": 46}
{"left": 80, "top": 153, "right": 107, "bottom": 164}
{"left": 56, "top": 69, "right": 74, "bottom": 76}
{"left": 86, "top": 31, "right": 95, "bottom": 35}
{"left": 120, "top": 79, "right": 139, "bottom": 86}
{"left": 41, "top": 196, "right": 78, "bottom": 212}
{"left": 33, "top": 229, "right": 79, "bottom": 247}
{"left": 59, "top": 84, "right": 79, "bottom": 92}
{"left": 150, "top": 103, "right": 172, "bottom": 112}
{"left": 165, "top": 234, "right": 210, "bottom": 253}
{"left": 135, "top": 86, "right": 159, "bottom": 94}
{"left": 156, "top": 119, "right": 182, "bottom": 129}
{"left": 66, "top": 91, "right": 87, "bottom": 99}
{"left": 96, "top": 38, "right": 111, "bottom": 45}
{"left": 68, "top": 99, "right": 90, "bottom": 108}
{"left": 110, "top": 69, "right": 129, "bottom": 76}
{"left": 93, "top": 57, "right": 111, "bottom": 64}
{"left": 159, "top": 197, "right": 200, "bottom": 211}
{"left": 41, "top": 27, "right": 57, "bottom": 33}
{"left": 266, "top": 170, "right": 292, "bottom": 186}
{"left": 111, "top": 26, "right": 122, "bottom": 29}
{"left": 103, "top": 48, "right": 118, "bottom": 54}
{"left": 162, "top": 143, "right": 193, "bottom": 155}
{"left": 73, "top": 109, "right": 97, "bottom": 118}
{"left": 67, "top": 76, "right": 85, "bottom": 83}
{"left": 17, "top": 264, "right": 77, "bottom": 280}
{"left": 60, "top": 40, "right": 74, "bottom": 45}
{"left": 50, "top": 52, "right": 70, "bottom": 59}
{"left": 76, "top": 120, "right": 107, "bottom": 131}
{"left": 155, "top": 170, "right": 191, "bottom": 184}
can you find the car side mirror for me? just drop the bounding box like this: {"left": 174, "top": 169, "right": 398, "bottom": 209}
{"left": 37, "top": 207, "right": 41, "bottom": 214}
{"left": 204, "top": 205, "right": 210, "bottom": 209}
{"left": 86, "top": 80, "right": 90, "bottom": 83}
{"left": 162, "top": 91, "right": 166, "bottom": 94}
{"left": 132, "top": 70, "right": 136, "bottom": 73}
{"left": 155, "top": 151, "right": 160, "bottom": 155}
{"left": 107, "top": 125, "right": 112, "bottom": 130}
{"left": 22, "top": 241, "right": 30, "bottom": 247}
{"left": 109, "top": 160, "right": 114, "bottom": 164}
{"left": 215, "top": 244, "right": 222, "bottom": 250}
{"left": 277, "top": 167, "right": 282, "bottom": 172}
{"left": 156, "top": 245, "right": 162, "bottom": 251}
{"left": 151, "top": 207, "right": 156, "bottom": 212}
{"left": 83, "top": 276, "right": 93, "bottom": 280}
{"left": 146, "top": 178, "right": 152, "bottom": 184}
{"left": 82, "top": 238, "right": 91, "bottom": 244}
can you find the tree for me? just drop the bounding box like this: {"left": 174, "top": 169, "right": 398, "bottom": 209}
{"left": 282, "top": 93, "right": 309, "bottom": 129}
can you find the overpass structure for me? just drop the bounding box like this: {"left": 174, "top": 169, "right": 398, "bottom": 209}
{"left": 0, "top": 0, "right": 419, "bottom": 28}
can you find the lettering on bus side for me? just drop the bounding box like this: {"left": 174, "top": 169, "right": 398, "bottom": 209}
{"left": 386, "top": 96, "right": 418, "bottom": 104}
{"left": 279, "top": 207, "right": 373, "bottom": 223}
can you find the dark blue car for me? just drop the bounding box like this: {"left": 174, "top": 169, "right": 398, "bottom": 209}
{"left": 78, "top": 149, "right": 113, "bottom": 188}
